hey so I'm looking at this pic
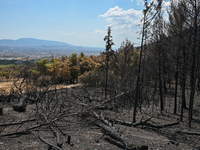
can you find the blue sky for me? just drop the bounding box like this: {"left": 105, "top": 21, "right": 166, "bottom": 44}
{"left": 0, "top": 0, "right": 170, "bottom": 48}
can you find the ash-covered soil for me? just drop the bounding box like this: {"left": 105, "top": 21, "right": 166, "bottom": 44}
{"left": 0, "top": 85, "right": 200, "bottom": 150}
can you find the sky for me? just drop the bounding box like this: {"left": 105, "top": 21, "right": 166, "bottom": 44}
{"left": 0, "top": 0, "right": 170, "bottom": 48}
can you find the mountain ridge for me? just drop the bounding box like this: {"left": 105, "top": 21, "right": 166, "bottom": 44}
{"left": 0, "top": 38, "right": 104, "bottom": 58}
{"left": 0, "top": 38, "right": 74, "bottom": 47}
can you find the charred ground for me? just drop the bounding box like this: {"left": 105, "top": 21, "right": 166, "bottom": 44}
{"left": 0, "top": 82, "right": 199, "bottom": 150}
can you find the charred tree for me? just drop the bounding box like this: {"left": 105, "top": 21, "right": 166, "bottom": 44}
{"left": 13, "top": 95, "right": 27, "bottom": 112}
{"left": 103, "top": 26, "right": 114, "bottom": 100}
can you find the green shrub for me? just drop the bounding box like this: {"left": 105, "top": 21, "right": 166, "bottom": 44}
{"left": 5, "top": 74, "right": 9, "bottom": 79}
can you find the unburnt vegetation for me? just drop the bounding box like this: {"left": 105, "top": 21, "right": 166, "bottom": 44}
{"left": 0, "top": 0, "right": 200, "bottom": 149}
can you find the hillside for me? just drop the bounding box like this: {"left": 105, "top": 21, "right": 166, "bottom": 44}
{"left": 0, "top": 38, "right": 104, "bottom": 58}
{"left": 0, "top": 38, "right": 73, "bottom": 47}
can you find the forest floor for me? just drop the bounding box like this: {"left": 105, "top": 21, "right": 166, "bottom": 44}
{"left": 0, "top": 81, "right": 200, "bottom": 150}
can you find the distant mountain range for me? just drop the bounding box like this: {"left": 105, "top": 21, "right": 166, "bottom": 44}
{"left": 0, "top": 38, "right": 74, "bottom": 47}
{"left": 0, "top": 38, "right": 104, "bottom": 59}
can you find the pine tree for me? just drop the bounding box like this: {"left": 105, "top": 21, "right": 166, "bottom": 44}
{"left": 103, "top": 27, "right": 114, "bottom": 99}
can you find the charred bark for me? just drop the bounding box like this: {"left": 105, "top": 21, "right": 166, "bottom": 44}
{"left": 12, "top": 95, "right": 27, "bottom": 112}
{"left": 50, "top": 125, "right": 63, "bottom": 148}
{"left": 114, "top": 118, "right": 179, "bottom": 129}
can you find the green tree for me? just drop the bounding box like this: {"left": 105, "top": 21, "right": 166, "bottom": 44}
{"left": 34, "top": 59, "right": 48, "bottom": 75}
{"left": 69, "top": 53, "right": 79, "bottom": 83}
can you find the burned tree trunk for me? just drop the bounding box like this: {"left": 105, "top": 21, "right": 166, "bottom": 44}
{"left": 13, "top": 95, "right": 27, "bottom": 112}
{"left": 101, "top": 125, "right": 139, "bottom": 150}
{"left": 92, "top": 111, "right": 148, "bottom": 150}
{"left": 50, "top": 125, "right": 63, "bottom": 148}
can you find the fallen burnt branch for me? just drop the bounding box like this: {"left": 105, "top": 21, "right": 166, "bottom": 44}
{"left": 114, "top": 118, "right": 151, "bottom": 127}
{"left": 0, "top": 119, "right": 36, "bottom": 127}
{"left": 114, "top": 118, "right": 179, "bottom": 129}
{"left": 0, "top": 113, "right": 78, "bottom": 145}
{"left": 53, "top": 122, "right": 66, "bottom": 136}
{"left": 144, "top": 121, "right": 179, "bottom": 129}
{"left": 0, "top": 113, "right": 77, "bottom": 146}
{"left": 78, "top": 90, "right": 135, "bottom": 112}
{"left": 114, "top": 119, "right": 132, "bottom": 126}
{"left": 2, "top": 76, "right": 82, "bottom": 149}
{"left": 93, "top": 112, "right": 134, "bottom": 149}
{"left": 101, "top": 125, "right": 137, "bottom": 150}
{"left": 72, "top": 89, "right": 135, "bottom": 114}
{"left": 92, "top": 111, "right": 148, "bottom": 150}
{"left": 50, "top": 125, "right": 63, "bottom": 148}
{"left": 92, "top": 111, "right": 113, "bottom": 128}
{"left": 100, "top": 90, "right": 134, "bottom": 105}
{"left": 72, "top": 91, "right": 84, "bottom": 102}
{"left": 176, "top": 130, "right": 200, "bottom": 135}
{"left": 12, "top": 95, "right": 27, "bottom": 112}
{"left": 0, "top": 130, "right": 31, "bottom": 137}
{"left": 38, "top": 132, "right": 61, "bottom": 150}
{"left": 0, "top": 112, "right": 78, "bottom": 138}
{"left": 53, "top": 123, "right": 74, "bottom": 146}
{"left": 0, "top": 123, "right": 46, "bottom": 137}
{"left": 38, "top": 112, "right": 63, "bottom": 148}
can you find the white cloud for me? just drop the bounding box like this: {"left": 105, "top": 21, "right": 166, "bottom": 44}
{"left": 99, "top": 6, "right": 142, "bottom": 18}
{"left": 99, "top": 6, "right": 142, "bottom": 30}
{"left": 129, "top": 0, "right": 143, "bottom": 5}
{"left": 86, "top": 30, "right": 106, "bottom": 35}
{"left": 94, "top": 30, "right": 106, "bottom": 34}
{"left": 136, "top": 0, "right": 144, "bottom": 5}
{"left": 87, "top": 32, "right": 93, "bottom": 35}
{"left": 113, "top": 29, "right": 137, "bottom": 36}
{"left": 98, "top": 6, "right": 144, "bottom": 46}
{"left": 59, "top": 31, "right": 65, "bottom": 34}
{"left": 163, "top": 1, "right": 170, "bottom": 7}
